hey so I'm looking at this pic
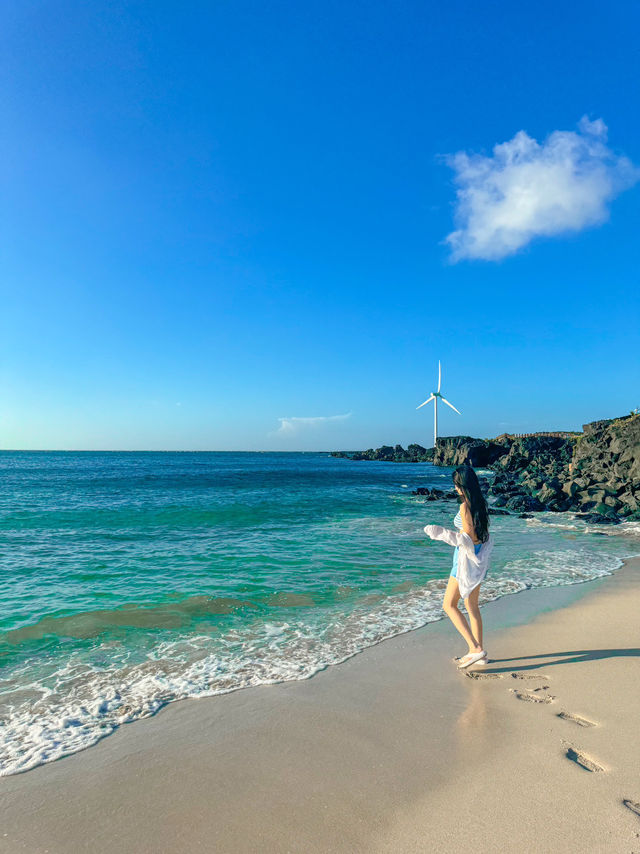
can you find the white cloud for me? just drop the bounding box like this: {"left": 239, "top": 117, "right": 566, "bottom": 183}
{"left": 272, "top": 413, "right": 352, "bottom": 437}
{"left": 444, "top": 116, "right": 639, "bottom": 261}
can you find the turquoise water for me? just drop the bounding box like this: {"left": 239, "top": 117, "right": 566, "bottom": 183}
{"left": 1, "top": 451, "right": 639, "bottom": 775}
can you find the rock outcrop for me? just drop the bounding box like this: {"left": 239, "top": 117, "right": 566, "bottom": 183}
{"left": 432, "top": 436, "right": 510, "bottom": 468}
{"left": 331, "top": 444, "right": 434, "bottom": 463}
{"left": 567, "top": 414, "right": 640, "bottom": 518}
{"left": 332, "top": 413, "right": 640, "bottom": 520}
{"left": 483, "top": 415, "right": 639, "bottom": 520}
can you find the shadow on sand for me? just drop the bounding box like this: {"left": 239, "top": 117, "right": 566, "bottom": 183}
{"left": 484, "top": 647, "right": 640, "bottom": 674}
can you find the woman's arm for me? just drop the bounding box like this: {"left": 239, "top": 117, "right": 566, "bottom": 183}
{"left": 423, "top": 524, "right": 460, "bottom": 546}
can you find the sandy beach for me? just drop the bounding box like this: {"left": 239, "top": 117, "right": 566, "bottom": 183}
{"left": 1, "top": 557, "right": 639, "bottom": 854}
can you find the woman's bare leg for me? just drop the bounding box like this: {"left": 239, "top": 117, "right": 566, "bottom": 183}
{"left": 442, "top": 576, "right": 482, "bottom": 653}
{"left": 464, "top": 584, "right": 483, "bottom": 650}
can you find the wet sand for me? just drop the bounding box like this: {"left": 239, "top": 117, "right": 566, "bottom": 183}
{"left": 1, "top": 558, "right": 639, "bottom": 853}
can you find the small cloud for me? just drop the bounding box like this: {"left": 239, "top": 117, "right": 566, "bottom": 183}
{"left": 175, "top": 402, "right": 182, "bottom": 407}
{"left": 272, "top": 413, "right": 352, "bottom": 437}
{"left": 444, "top": 116, "right": 639, "bottom": 262}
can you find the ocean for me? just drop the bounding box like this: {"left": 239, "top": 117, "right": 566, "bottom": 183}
{"left": 1, "top": 450, "right": 638, "bottom": 776}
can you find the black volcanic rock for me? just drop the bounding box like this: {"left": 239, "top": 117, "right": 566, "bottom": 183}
{"left": 505, "top": 494, "right": 545, "bottom": 513}
{"left": 432, "top": 436, "right": 509, "bottom": 468}
{"left": 332, "top": 413, "right": 640, "bottom": 521}
{"left": 331, "top": 444, "right": 434, "bottom": 463}
{"left": 489, "top": 473, "right": 521, "bottom": 495}
{"left": 545, "top": 497, "right": 571, "bottom": 512}
{"left": 574, "top": 512, "right": 621, "bottom": 525}
{"left": 406, "top": 443, "right": 431, "bottom": 461}
{"left": 411, "top": 487, "right": 457, "bottom": 500}
{"left": 617, "top": 491, "right": 640, "bottom": 516}
{"left": 570, "top": 414, "right": 640, "bottom": 514}
{"left": 485, "top": 421, "right": 639, "bottom": 520}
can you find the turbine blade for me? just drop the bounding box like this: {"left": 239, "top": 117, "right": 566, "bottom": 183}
{"left": 441, "top": 397, "right": 461, "bottom": 415}
{"left": 416, "top": 394, "right": 435, "bottom": 410}
{"left": 438, "top": 360, "right": 442, "bottom": 393}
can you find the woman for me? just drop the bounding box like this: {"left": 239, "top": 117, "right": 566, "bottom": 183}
{"left": 423, "top": 464, "right": 492, "bottom": 669}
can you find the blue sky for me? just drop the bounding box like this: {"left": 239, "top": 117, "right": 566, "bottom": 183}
{"left": 2, "top": 0, "right": 639, "bottom": 450}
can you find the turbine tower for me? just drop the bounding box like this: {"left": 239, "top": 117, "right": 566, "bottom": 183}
{"left": 416, "top": 361, "right": 461, "bottom": 447}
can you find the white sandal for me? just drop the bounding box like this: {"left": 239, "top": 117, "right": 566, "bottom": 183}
{"left": 456, "top": 650, "right": 487, "bottom": 669}
{"left": 454, "top": 651, "right": 488, "bottom": 664}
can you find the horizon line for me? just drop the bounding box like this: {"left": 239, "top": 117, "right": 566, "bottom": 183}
{"left": 0, "top": 448, "right": 361, "bottom": 454}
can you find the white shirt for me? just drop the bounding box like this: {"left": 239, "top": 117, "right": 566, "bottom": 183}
{"left": 423, "top": 524, "right": 493, "bottom": 598}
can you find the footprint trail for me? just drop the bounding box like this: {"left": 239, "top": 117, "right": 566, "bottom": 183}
{"left": 623, "top": 799, "right": 640, "bottom": 817}
{"left": 510, "top": 687, "right": 555, "bottom": 704}
{"left": 557, "top": 711, "right": 596, "bottom": 728}
{"left": 564, "top": 745, "right": 604, "bottom": 773}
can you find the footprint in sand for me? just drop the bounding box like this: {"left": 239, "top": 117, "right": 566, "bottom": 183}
{"left": 623, "top": 799, "right": 640, "bottom": 817}
{"left": 510, "top": 687, "right": 555, "bottom": 704}
{"left": 464, "top": 671, "right": 503, "bottom": 680}
{"left": 511, "top": 672, "right": 550, "bottom": 681}
{"left": 564, "top": 745, "right": 604, "bottom": 773}
{"left": 556, "top": 711, "right": 597, "bottom": 728}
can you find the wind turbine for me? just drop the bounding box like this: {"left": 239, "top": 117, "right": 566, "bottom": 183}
{"left": 416, "top": 361, "right": 461, "bottom": 447}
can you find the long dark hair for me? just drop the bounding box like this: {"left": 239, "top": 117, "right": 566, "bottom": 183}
{"left": 453, "top": 464, "right": 490, "bottom": 543}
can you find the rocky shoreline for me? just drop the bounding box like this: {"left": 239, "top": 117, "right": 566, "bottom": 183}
{"left": 331, "top": 414, "right": 640, "bottom": 523}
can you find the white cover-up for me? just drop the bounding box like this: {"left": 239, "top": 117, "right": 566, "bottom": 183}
{"left": 423, "top": 525, "right": 493, "bottom": 598}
